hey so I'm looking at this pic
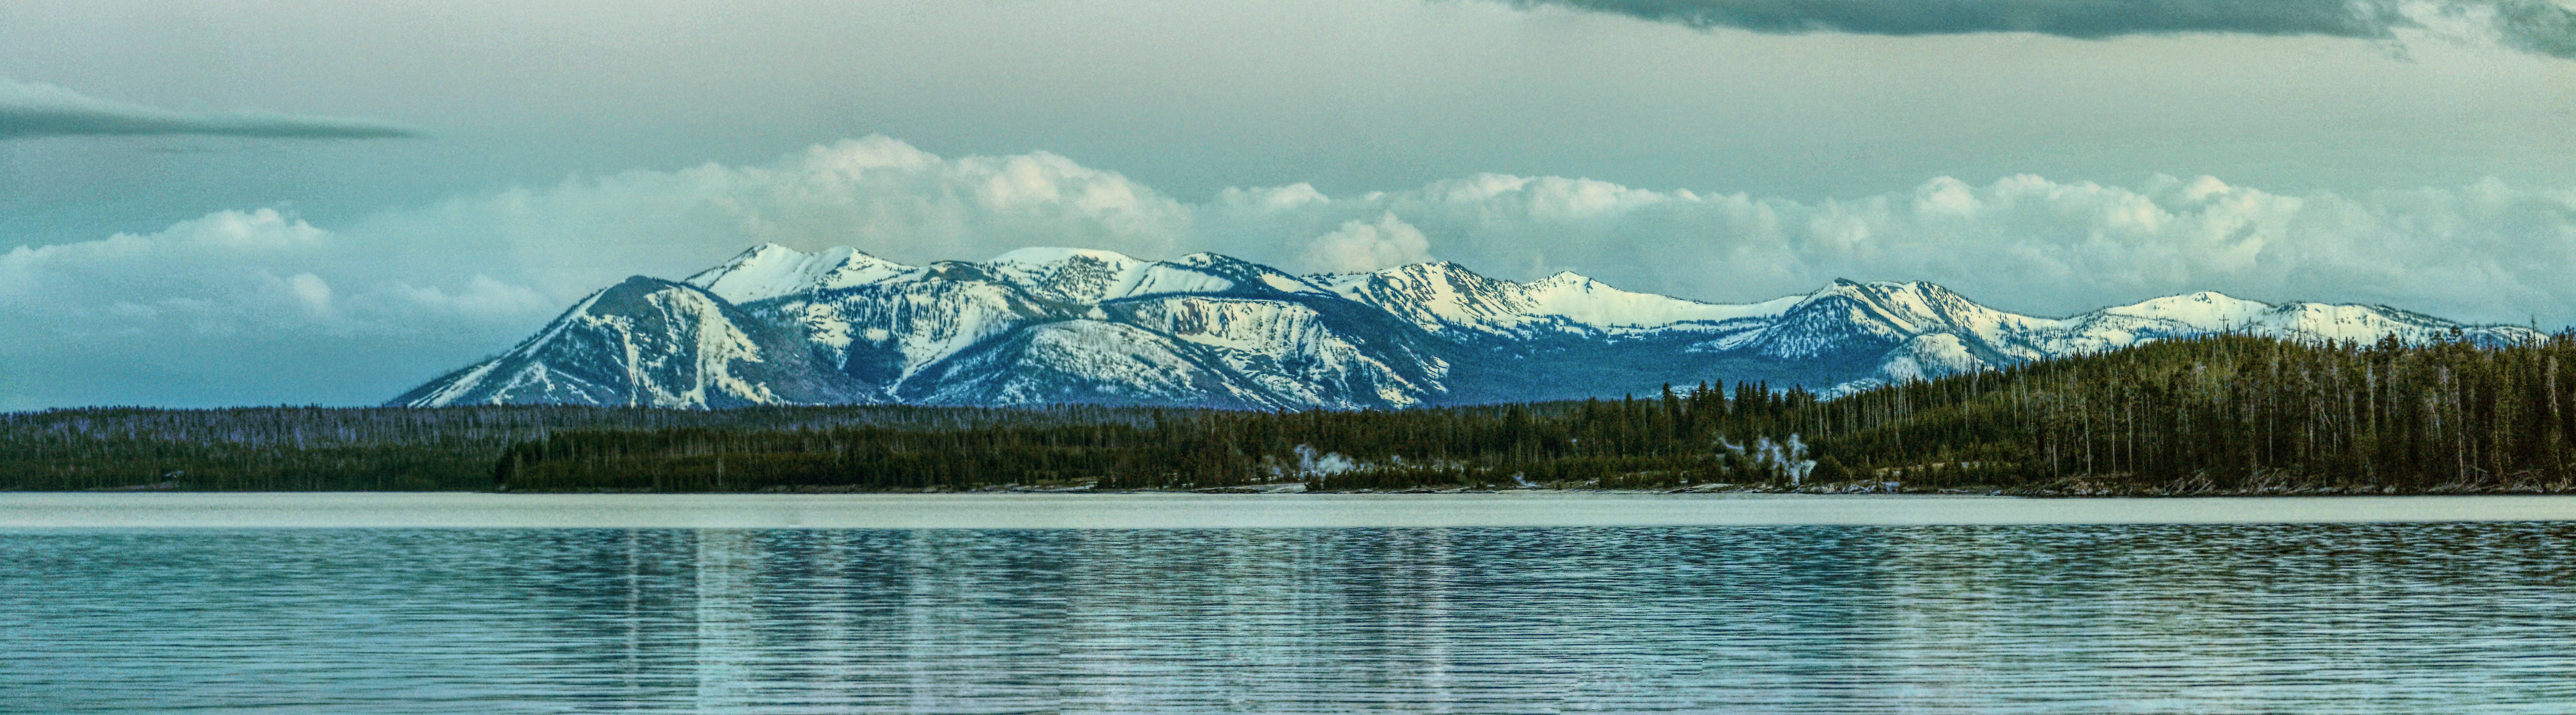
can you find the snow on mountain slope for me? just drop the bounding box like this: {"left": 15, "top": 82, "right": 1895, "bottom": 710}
{"left": 1739, "top": 280, "right": 2544, "bottom": 395}
{"left": 714, "top": 247, "right": 1355, "bottom": 401}
{"left": 898, "top": 319, "right": 1280, "bottom": 408}
{"left": 399, "top": 244, "right": 2548, "bottom": 410}
{"left": 2097, "top": 291, "right": 2274, "bottom": 325}
{"left": 1519, "top": 272, "right": 1801, "bottom": 329}
{"left": 685, "top": 244, "right": 913, "bottom": 304}
{"left": 2244, "top": 303, "right": 2476, "bottom": 343}
{"left": 1316, "top": 262, "right": 1793, "bottom": 337}
{"left": 1161, "top": 253, "right": 1336, "bottom": 297}
{"left": 1108, "top": 294, "right": 1447, "bottom": 408}
{"left": 753, "top": 263, "right": 1055, "bottom": 391}
{"left": 2043, "top": 292, "right": 2530, "bottom": 356}
{"left": 986, "top": 247, "right": 1158, "bottom": 305}
{"left": 895, "top": 292, "right": 1445, "bottom": 410}
{"left": 1733, "top": 281, "right": 1920, "bottom": 361}
{"left": 391, "top": 277, "right": 858, "bottom": 408}
{"left": 2036, "top": 292, "right": 2266, "bottom": 355}
{"left": 1878, "top": 333, "right": 1986, "bottom": 383}
{"left": 986, "top": 247, "right": 1334, "bottom": 305}
{"left": 1722, "top": 280, "right": 2042, "bottom": 365}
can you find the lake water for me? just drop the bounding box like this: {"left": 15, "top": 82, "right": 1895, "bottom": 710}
{"left": 6, "top": 495, "right": 2575, "bottom": 713}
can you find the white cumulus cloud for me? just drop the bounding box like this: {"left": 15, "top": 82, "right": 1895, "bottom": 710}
{"left": 7, "top": 135, "right": 2576, "bottom": 408}
{"left": 1293, "top": 213, "right": 1436, "bottom": 273}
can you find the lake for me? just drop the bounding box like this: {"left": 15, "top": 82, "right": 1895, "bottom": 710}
{"left": 6, "top": 494, "right": 2574, "bottom": 713}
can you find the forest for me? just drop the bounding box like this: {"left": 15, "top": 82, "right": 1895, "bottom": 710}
{"left": 8, "top": 332, "right": 2576, "bottom": 495}
{"left": 1814, "top": 331, "right": 2576, "bottom": 495}
{"left": 0, "top": 404, "right": 1161, "bottom": 491}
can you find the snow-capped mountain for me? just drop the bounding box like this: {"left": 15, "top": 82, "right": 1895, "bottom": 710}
{"left": 393, "top": 244, "right": 2541, "bottom": 409}
{"left": 387, "top": 276, "right": 865, "bottom": 409}
{"left": 1312, "top": 261, "right": 1797, "bottom": 337}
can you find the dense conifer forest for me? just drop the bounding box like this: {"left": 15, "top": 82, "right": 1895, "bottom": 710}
{"left": 488, "top": 391, "right": 1817, "bottom": 493}
{"left": 0, "top": 405, "right": 1161, "bottom": 491}
{"left": 9, "top": 333, "right": 2576, "bottom": 495}
{"left": 1818, "top": 332, "right": 2576, "bottom": 495}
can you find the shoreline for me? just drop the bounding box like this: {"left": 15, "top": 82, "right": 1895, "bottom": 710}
{"left": 7, "top": 491, "right": 2576, "bottom": 530}
{"left": 43, "top": 480, "right": 2576, "bottom": 499}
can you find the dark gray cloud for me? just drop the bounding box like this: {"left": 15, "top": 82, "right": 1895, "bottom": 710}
{"left": 1514, "top": 0, "right": 2576, "bottom": 58}
{"left": 2493, "top": 0, "right": 2576, "bottom": 57}
{"left": 1, "top": 79, "right": 419, "bottom": 140}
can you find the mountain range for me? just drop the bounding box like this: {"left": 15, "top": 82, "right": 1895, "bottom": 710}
{"left": 391, "top": 244, "right": 2539, "bottom": 409}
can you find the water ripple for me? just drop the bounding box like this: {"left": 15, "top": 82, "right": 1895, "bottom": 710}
{"left": 6, "top": 523, "right": 2575, "bottom": 713}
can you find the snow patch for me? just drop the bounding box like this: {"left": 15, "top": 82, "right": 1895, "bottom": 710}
{"left": 1319, "top": 261, "right": 1802, "bottom": 336}
{"left": 2099, "top": 291, "right": 2271, "bottom": 326}
{"left": 686, "top": 244, "right": 911, "bottom": 304}
{"left": 1879, "top": 333, "right": 1984, "bottom": 382}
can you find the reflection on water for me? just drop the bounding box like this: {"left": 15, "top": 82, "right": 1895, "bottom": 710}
{"left": 6, "top": 523, "right": 2575, "bottom": 713}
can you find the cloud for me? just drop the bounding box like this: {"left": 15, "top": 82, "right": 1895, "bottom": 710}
{"left": 0, "top": 209, "right": 555, "bottom": 408}
{"left": 1293, "top": 213, "right": 1436, "bottom": 273}
{"left": 0, "top": 137, "right": 1187, "bottom": 407}
{"left": 0, "top": 78, "right": 420, "bottom": 139}
{"left": 9, "top": 135, "right": 2576, "bottom": 408}
{"left": 349, "top": 136, "right": 1195, "bottom": 301}
{"left": 1, "top": 137, "right": 1193, "bottom": 348}
{"left": 1510, "top": 0, "right": 2576, "bottom": 58}
{"left": 0, "top": 207, "right": 561, "bottom": 347}
{"left": 1231, "top": 172, "right": 2576, "bottom": 325}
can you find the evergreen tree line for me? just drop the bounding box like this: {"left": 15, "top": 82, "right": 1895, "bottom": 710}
{"left": 489, "top": 333, "right": 2576, "bottom": 494}
{"left": 0, "top": 404, "right": 1166, "bottom": 491}
{"left": 1805, "top": 332, "right": 2576, "bottom": 494}
{"left": 15, "top": 332, "right": 2576, "bottom": 494}
{"left": 491, "top": 382, "right": 1835, "bottom": 492}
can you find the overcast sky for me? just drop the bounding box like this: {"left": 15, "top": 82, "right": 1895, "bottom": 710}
{"left": 4, "top": 0, "right": 2574, "bottom": 409}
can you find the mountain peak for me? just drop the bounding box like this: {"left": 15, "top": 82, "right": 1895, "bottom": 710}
{"left": 988, "top": 246, "right": 1143, "bottom": 266}
{"left": 1813, "top": 277, "right": 1950, "bottom": 293}
{"left": 1171, "top": 252, "right": 1239, "bottom": 267}
{"left": 686, "top": 243, "right": 912, "bottom": 304}
{"left": 1368, "top": 260, "right": 1473, "bottom": 276}
{"left": 1797, "top": 278, "right": 1978, "bottom": 305}
{"left": 740, "top": 242, "right": 802, "bottom": 259}
{"left": 405, "top": 247, "right": 2538, "bottom": 411}
{"left": 1529, "top": 270, "right": 1595, "bottom": 286}
{"left": 609, "top": 274, "right": 680, "bottom": 292}
{"left": 1799, "top": 278, "right": 1885, "bottom": 304}
{"left": 2097, "top": 291, "right": 2272, "bottom": 325}
{"left": 392, "top": 274, "right": 857, "bottom": 409}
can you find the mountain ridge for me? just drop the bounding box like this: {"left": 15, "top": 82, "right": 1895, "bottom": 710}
{"left": 393, "top": 244, "right": 2541, "bottom": 409}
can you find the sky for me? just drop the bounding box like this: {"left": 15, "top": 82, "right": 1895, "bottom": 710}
{"left": 3, "top": 0, "right": 2574, "bottom": 409}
